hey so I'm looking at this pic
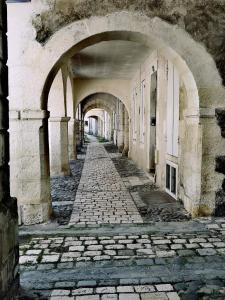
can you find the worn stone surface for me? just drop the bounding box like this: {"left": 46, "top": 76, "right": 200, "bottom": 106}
{"left": 19, "top": 218, "right": 225, "bottom": 299}
{"left": 105, "top": 143, "right": 190, "bottom": 222}
{"left": 51, "top": 149, "right": 86, "bottom": 225}
{"left": 69, "top": 142, "right": 143, "bottom": 225}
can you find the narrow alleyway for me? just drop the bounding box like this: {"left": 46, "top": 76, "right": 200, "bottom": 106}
{"left": 69, "top": 139, "right": 143, "bottom": 225}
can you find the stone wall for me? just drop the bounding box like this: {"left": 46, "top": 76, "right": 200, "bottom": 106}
{"left": 0, "top": 1, "right": 19, "bottom": 299}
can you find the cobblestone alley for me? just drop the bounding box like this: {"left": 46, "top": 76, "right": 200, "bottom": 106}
{"left": 69, "top": 140, "right": 143, "bottom": 225}
{"left": 18, "top": 139, "right": 225, "bottom": 300}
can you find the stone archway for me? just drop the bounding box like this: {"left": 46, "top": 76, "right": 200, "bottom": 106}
{"left": 9, "top": 11, "right": 225, "bottom": 224}
{"left": 80, "top": 92, "right": 130, "bottom": 155}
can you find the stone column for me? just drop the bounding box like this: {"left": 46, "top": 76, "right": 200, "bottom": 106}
{"left": 98, "top": 118, "right": 102, "bottom": 137}
{"left": 122, "top": 108, "right": 129, "bottom": 156}
{"left": 10, "top": 110, "right": 52, "bottom": 225}
{"left": 76, "top": 119, "right": 81, "bottom": 152}
{"left": 110, "top": 112, "right": 114, "bottom": 141}
{"left": 117, "top": 101, "right": 124, "bottom": 152}
{"left": 68, "top": 118, "right": 77, "bottom": 160}
{"left": 49, "top": 117, "right": 71, "bottom": 175}
{"left": 0, "top": 3, "right": 19, "bottom": 298}
{"left": 80, "top": 118, "right": 85, "bottom": 145}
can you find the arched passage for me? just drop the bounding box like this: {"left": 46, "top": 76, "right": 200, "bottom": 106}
{"left": 79, "top": 92, "right": 130, "bottom": 154}
{"left": 9, "top": 12, "right": 225, "bottom": 224}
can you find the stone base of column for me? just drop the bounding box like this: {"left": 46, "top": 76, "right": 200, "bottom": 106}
{"left": 19, "top": 202, "right": 52, "bottom": 225}
{"left": 117, "top": 130, "right": 124, "bottom": 153}
{"left": 68, "top": 119, "right": 77, "bottom": 160}
{"left": 49, "top": 117, "right": 71, "bottom": 176}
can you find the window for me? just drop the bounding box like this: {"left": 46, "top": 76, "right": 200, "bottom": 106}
{"left": 166, "top": 162, "right": 177, "bottom": 198}
{"left": 140, "top": 80, "right": 145, "bottom": 143}
{"left": 167, "top": 61, "right": 179, "bottom": 157}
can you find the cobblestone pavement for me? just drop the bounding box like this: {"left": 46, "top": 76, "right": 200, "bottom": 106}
{"left": 69, "top": 142, "right": 143, "bottom": 225}
{"left": 50, "top": 148, "right": 86, "bottom": 225}
{"left": 18, "top": 139, "right": 225, "bottom": 299}
{"left": 19, "top": 218, "right": 225, "bottom": 299}
{"left": 104, "top": 143, "right": 190, "bottom": 222}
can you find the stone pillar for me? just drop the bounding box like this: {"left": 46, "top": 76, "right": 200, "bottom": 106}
{"left": 0, "top": 2, "right": 19, "bottom": 298}
{"left": 10, "top": 110, "right": 52, "bottom": 225}
{"left": 110, "top": 112, "right": 114, "bottom": 141}
{"left": 68, "top": 118, "right": 77, "bottom": 160}
{"left": 80, "top": 118, "right": 85, "bottom": 145}
{"left": 122, "top": 108, "right": 129, "bottom": 156}
{"left": 98, "top": 118, "right": 102, "bottom": 137}
{"left": 49, "top": 117, "right": 71, "bottom": 175}
{"left": 75, "top": 119, "right": 81, "bottom": 152}
{"left": 117, "top": 101, "right": 124, "bottom": 152}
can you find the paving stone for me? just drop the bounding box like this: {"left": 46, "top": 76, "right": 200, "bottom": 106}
{"left": 83, "top": 251, "right": 102, "bottom": 257}
{"left": 96, "top": 287, "right": 116, "bottom": 294}
{"left": 102, "top": 295, "right": 118, "bottom": 300}
{"left": 177, "top": 250, "right": 195, "bottom": 256}
{"left": 173, "top": 239, "right": 186, "bottom": 244}
{"left": 50, "top": 297, "right": 73, "bottom": 300}
{"left": 197, "top": 248, "right": 217, "bottom": 256}
{"left": 51, "top": 289, "right": 70, "bottom": 296}
{"left": 199, "top": 243, "right": 214, "bottom": 248}
{"left": 213, "top": 242, "right": 225, "bottom": 247}
{"left": 104, "top": 250, "right": 117, "bottom": 256}
{"left": 137, "top": 249, "right": 154, "bottom": 255}
{"left": 156, "top": 251, "right": 175, "bottom": 258}
{"left": 167, "top": 292, "right": 180, "bottom": 300}
{"left": 93, "top": 255, "right": 111, "bottom": 261}
{"left": 76, "top": 296, "right": 99, "bottom": 300}
{"left": 141, "top": 293, "right": 168, "bottom": 299}
{"left": 105, "top": 245, "right": 125, "bottom": 250}
{"left": 87, "top": 245, "right": 103, "bottom": 251}
{"left": 189, "top": 238, "right": 207, "bottom": 243}
{"left": 156, "top": 284, "right": 173, "bottom": 291}
{"left": 119, "top": 294, "right": 140, "bottom": 300}
{"left": 19, "top": 255, "right": 38, "bottom": 264}
{"left": 117, "top": 286, "right": 134, "bottom": 292}
{"left": 77, "top": 280, "right": 97, "bottom": 287}
{"left": 153, "top": 240, "right": 171, "bottom": 245}
{"left": 55, "top": 282, "right": 75, "bottom": 288}
{"left": 70, "top": 246, "right": 85, "bottom": 252}
{"left": 26, "top": 249, "right": 42, "bottom": 255}
{"left": 118, "top": 250, "right": 135, "bottom": 256}
{"left": 72, "top": 288, "right": 93, "bottom": 295}
{"left": 42, "top": 255, "right": 60, "bottom": 263}
{"left": 171, "top": 244, "right": 183, "bottom": 250}
{"left": 185, "top": 243, "right": 199, "bottom": 249}
{"left": 134, "top": 285, "right": 155, "bottom": 293}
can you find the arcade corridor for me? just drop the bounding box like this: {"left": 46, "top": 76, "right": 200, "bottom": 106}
{"left": 2, "top": 1, "right": 225, "bottom": 300}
